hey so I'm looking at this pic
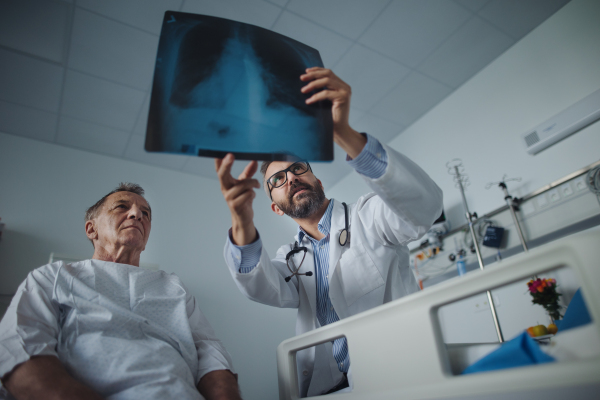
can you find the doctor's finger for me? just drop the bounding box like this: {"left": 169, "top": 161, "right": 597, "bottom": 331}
{"left": 230, "top": 189, "right": 256, "bottom": 210}
{"left": 305, "top": 89, "right": 348, "bottom": 105}
{"left": 301, "top": 67, "right": 335, "bottom": 80}
{"left": 300, "top": 77, "right": 335, "bottom": 94}
{"left": 224, "top": 179, "right": 260, "bottom": 201}
{"left": 238, "top": 160, "right": 258, "bottom": 181}
{"left": 216, "top": 154, "right": 238, "bottom": 190}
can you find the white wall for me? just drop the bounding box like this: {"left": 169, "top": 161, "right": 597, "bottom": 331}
{"left": 329, "top": 0, "right": 600, "bottom": 227}
{"left": 328, "top": 0, "right": 600, "bottom": 344}
{"left": 0, "top": 132, "right": 298, "bottom": 400}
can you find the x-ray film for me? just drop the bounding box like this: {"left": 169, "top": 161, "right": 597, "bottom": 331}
{"left": 146, "top": 11, "right": 333, "bottom": 161}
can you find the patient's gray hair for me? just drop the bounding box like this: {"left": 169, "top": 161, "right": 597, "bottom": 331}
{"left": 85, "top": 183, "right": 150, "bottom": 222}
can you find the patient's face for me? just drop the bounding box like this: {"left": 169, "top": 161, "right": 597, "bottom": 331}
{"left": 94, "top": 192, "right": 152, "bottom": 253}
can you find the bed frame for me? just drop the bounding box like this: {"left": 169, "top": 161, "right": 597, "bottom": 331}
{"left": 276, "top": 231, "right": 600, "bottom": 399}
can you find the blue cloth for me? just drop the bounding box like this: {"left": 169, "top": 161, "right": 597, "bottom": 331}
{"left": 228, "top": 134, "right": 389, "bottom": 373}
{"left": 556, "top": 288, "right": 592, "bottom": 332}
{"left": 462, "top": 332, "right": 555, "bottom": 375}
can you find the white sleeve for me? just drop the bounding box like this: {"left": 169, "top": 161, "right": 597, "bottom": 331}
{"left": 356, "top": 143, "right": 444, "bottom": 246}
{"left": 223, "top": 241, "right": 300, "bottom": 309}
{"left": 186, "top": 292, "right": 235, "bottom": 384}
{"left": 0, "top": 264, "right": 61, "bottom": 393}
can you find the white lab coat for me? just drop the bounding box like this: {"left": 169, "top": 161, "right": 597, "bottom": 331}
{"left": 224, "top": 144, "right": 443, "bottom": 397}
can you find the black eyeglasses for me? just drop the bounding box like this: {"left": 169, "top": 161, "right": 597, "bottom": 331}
{"left": 267, "top": 161, "right": 311, "bottom": 200}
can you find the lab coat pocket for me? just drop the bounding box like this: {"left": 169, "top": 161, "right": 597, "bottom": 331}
{"left": 337, "top": 242, "right": 384, "bottom": 307}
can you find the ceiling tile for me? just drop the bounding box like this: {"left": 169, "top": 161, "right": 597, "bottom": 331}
{"left": 182, "top": 0, "right": 282, "bottom": 30}
{"left": 61, "top": 70, "right": 146, "bottom": 131}
{"left": 335, "top": 44, "right": 410, "bottom": 112}
{"left": 0, "top": 0, "right": 70, "bottom": 63}
{"left": 454, "top": 0, "right": 490, "bottom": 13}
{"left": 352, "top": 114, "right": 405, "bottom": 144}
{"left": 182, "top": 155, "right": 248, "bottom": 181}
{"left": 359, "top": 0, "right": 471, "bottom": 68}
{"left": 371, "top": 72, "right": 452, "bottom": 126}
{"left": 124, "top": 134, "right": 188, "bottom": 170}
{"left": 286, "top": 0, "right": 390, "bottom": 40}
{"left": 68, "top": 9, "right": 158, "bottom": 90}
{"left": 418, "top": 16, "right": 514, "bottom": 88}
{"left": 478, "top": 0, "right": 570, "bottom": 40}
{"left": 0, "top": 101, "right": 57, "bottom": 142}
{"left": 272, "top": 11, "right": 353, "bottom": 68}
{"left": 56, "top": 116, "right": 130, "bottom": 157}
{"left": 0, "top": 48, "right": 64, "bottom": 112}
{"left": 265, "top": 0, "right": 289, "bottom": 7}
{"left": 76, "top": 0, "right": 183, "bottom": 35}
{"left": 133, "top": 94, "right": 151, "bottom": 136}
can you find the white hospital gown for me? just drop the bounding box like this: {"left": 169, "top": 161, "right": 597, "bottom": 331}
{"left": 0, "top": 260, "right": 234, "bottom": 400}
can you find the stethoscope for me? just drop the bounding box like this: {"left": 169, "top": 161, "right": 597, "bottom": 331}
{"left": 284, "top": 202, "right": 349, "bottom": 282}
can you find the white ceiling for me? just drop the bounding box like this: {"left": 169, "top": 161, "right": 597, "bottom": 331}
{"left": 0, "top": 0, "right": 570, "bottom": 188}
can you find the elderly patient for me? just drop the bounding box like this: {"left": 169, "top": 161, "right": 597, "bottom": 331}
{"left": 0, "top": 183, "right": 241, "bottom": 400}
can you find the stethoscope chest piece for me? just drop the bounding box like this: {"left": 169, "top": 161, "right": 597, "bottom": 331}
{"left": 339, "top": 202, "right": 349, "bottom": 246}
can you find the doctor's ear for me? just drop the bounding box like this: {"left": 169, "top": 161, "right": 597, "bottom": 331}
{"left": 317, "top": 178, "right": 324, "bottom": 191}
{"left": 85, "top": 220, "right": 98, "bottom": 241}
{"left": 271, "top": 202, "right": 285, "bottom": 216}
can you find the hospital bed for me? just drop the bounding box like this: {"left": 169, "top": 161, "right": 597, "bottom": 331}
{"left": 276, "top": 232, "right": 600, "bottom": 399}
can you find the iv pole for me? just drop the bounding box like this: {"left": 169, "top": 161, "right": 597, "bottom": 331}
{"left": 448, "top": 160, "right": 504, "bottom": 343}
{"left": 486, "top": 175, "right": 528, "bottom": 252}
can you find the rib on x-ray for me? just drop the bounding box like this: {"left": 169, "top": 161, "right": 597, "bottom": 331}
{"left": 146, "top": 11, "right": 333, "bottom": 161}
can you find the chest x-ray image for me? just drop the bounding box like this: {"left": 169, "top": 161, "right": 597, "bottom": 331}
{"left": 145, "top": 11, "right": 333, "bottom": 161}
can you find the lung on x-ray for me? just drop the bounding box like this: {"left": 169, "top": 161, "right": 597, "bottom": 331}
{"left": 145, "top": 11, "right": 333, "bottom": 161}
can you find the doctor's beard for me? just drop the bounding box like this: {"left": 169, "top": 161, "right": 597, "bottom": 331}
{"left": 275, "top": 181, "right": 326, "bottom": 219}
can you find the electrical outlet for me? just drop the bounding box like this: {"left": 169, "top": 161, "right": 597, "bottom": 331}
{"left": 536, "top": 194, "right": 549, "bottom": 208}
{"left": 573, "top": 176, "right": 587, "bottom": 192}
{"left": 474, "top": 295, "right": 501, "bottom": 312}
{"left": 561, "top": 183, "right": 574, "bottom": 197}
{"left": 548, "top": 188, "right": 561, "bottom": 203}
{"left": 520, "top": 201, "right": 535, "bottom": 216}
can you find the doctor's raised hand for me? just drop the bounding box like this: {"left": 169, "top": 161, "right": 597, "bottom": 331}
{"left": 300, "top": 67, "right": 366, "bottom": 159}
{"left": 215, "top": 155, "right": 260, "bottom": 246}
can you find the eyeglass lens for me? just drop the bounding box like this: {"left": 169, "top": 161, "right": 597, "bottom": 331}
{"left": 269, "top": 162, "right": 309, "bottom": 188}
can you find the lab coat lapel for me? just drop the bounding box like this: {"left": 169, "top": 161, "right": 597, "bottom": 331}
{"left": 328, "top": 200, "right": 347, "bottom": 280}
{"left": 294, "top": 234, "right": 317, "bottom": 317}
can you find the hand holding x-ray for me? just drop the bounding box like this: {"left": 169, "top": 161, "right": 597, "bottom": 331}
{"left": 301, "top": 67, "right": 366, "bottom": 159}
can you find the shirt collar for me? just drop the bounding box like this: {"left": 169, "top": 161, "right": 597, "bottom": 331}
{"left": 297, "top": 199, "right": 334, "bottom": 243}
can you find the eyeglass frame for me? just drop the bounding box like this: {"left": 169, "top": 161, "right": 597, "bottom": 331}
{"left": 266, "top": 160, "right": 312, "bottom": 200}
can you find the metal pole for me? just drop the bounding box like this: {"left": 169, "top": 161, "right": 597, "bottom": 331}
{"left": 499, "top": 183, "right": 528, "bottom": 252}
{"left": 454, "top": 166, "right": 504, "bottom": 343}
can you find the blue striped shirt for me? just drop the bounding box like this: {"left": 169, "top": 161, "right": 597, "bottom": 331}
{"left": 229, "top": 133, "right": 388, "bottom": 372}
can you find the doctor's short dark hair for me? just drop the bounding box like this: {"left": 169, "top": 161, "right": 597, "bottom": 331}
{"left": 85, "top": 182, "right": 151, "bottom": 222}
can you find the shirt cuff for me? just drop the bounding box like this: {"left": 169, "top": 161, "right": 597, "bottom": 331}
{"left": 228, "top": 229, "right": 262, "bottom": 273}
{"left": 346, "top": 133, "right": 388, "bottom": 179}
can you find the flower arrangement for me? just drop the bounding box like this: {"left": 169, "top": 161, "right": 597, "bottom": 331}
{"left": 527, "top": 278, "right": 563, "bottom": 321}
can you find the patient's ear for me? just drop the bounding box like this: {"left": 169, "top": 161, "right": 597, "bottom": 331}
{"left": 271, "top": 202, "right": 285, "bottom": 216}
{"left": 85, "top": 220, "right": 98, "bottom": 241}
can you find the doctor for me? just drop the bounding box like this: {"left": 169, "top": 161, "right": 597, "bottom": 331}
{"left": 215, "top": 67, "right": 443, "bottom": 397}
